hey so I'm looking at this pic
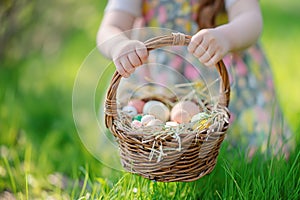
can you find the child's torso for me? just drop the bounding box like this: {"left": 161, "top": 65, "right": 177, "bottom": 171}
{"left": 142, "top": 0, "right": 200, "bottom": 34}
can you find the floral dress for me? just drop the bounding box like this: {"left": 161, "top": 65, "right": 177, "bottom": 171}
{"left": 107, "top": 0, "right": 294, "bottom": 158}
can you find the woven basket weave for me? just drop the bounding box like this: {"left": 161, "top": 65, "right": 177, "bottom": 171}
{"left": 105, "top": 33, "right": 230, "bottom": 182}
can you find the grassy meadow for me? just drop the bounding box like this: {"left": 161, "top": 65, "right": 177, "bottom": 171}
{"left": 0, "top": 0, "right": 299, "bottom": 199}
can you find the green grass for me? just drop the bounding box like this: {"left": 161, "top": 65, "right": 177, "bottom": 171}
{"left": 1, "top": 138, "right": 299, "bottom": 199}
{"left": 0, "top": 0, "right": 300, "bottom": 199}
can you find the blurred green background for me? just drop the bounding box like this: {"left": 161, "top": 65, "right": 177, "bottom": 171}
{"left": 0, "top": 0, "right": 108, "bottom": 169}
{"left": 0, "top": 0, "right": 299, "bottom": 198}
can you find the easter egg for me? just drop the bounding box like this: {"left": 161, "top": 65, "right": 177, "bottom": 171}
{"left": 122, "top": 105, "right": 138, "bottom": 117}
{"left": 171, "top": 109, "right": 191, "bottom": 123}
{"left": 190, "top": 112, "right": 210, "bottom": 123}
{"left": 131, "top": 120, "right": 142, "bottom": 129}
{"left": 146, "top": 119, "right": 163, "bottom": 127}
{"left": 191, "top": 112, "right": 211, "bottom": 130}
{"left": 165, "top": 121, "right": 179, "bottom": 128}
{"left": 128, "top": 99, "right": 145, "bottom": 114}
{"left": 140, "top": 114, "right": 155, "bottom": 126}
{"left": 143, "top": 101, "right": 170, "bottom": 122}
{"left": 146, "top": 119, "right": 164, "bottom": 131}
{"left": 171, "top": 101, "right": 200, "bottom": 120}
{"left": 192, "top": 119, "right": 210, "bottom": 130}
{"left": 132, "top": 114, "right": 142, "bottom": 121}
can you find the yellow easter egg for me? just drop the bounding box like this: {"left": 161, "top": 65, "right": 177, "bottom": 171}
{"left": 192, "top": 119, "right": 210, "bottom": 130}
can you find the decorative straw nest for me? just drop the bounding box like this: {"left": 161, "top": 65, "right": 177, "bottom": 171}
{"left": 105, "top": 33, "right": 230, "bottom": 182}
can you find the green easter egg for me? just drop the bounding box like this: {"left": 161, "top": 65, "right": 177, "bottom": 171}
{"left": 132, "top": 115, "right": 143, "bottom": 121}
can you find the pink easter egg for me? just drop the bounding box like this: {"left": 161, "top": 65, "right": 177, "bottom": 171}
{"left": 128, "top": 99, "right": 145, "bottom": 114}
{"left": 131, "top": 120, "right": 142, "bottom": 129}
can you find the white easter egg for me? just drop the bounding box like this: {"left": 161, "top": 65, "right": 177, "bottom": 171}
{"left": 141, "top": 114, "right": 155, "bottom": 126}
{"left": 143, "top": 100, "right": 170, "bottom": 122}
{"left": 122, "top": 105, "right": 138, "bottom": 117}
{"left": 146, "top": 119, "right": 163, "bottom": 127}
{"left": 165, "top": 121, "right": 179, "bottom": 128}
{"left": 146, "top": 119, "right": 164, "bottom": 131}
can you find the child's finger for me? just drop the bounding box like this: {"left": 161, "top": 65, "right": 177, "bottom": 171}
{"left": 204, "top": 51, "right": 221, "bottom": 67}
{"left": 115, "top": 60, "right": 130, "bottom": 77}
{"left": 188, "top": 35, "right": 203, "bottom": 53}
{"left": 128, "top": 52, "right": 142, "bottom": 68}
{"left": 198, "top": 51, "right": 212, "bottom": 65}
{"left": 188, "top": 40, "right": 200, "bottom": 54}
{"left": 193, "top": 44, "right": 207, "bottom": 58}
{"left": 120, "top": 56, "right": 135, "bottom": 74}
{"left": 136, "top": 46, "right": 148, "bottom": 62}
{"left": 201, "top": 44, "right": 218, "bottom": 64}
{"left": 206, "top": 42, "right": 218, "bottom": 56}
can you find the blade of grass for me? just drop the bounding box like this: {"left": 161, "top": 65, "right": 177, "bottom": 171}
{"left": 79, "top": 164, "right": 90, "bottom": 198}
{"left": 106, "top": 172, "right": 129, "bottom": 198}
{"left": 2, "top": 156, "right": 17, "bottom": 194}
{"left": 24, "top": 144, "right": 32, "bottom": 200}
{"left": 71, "top": 177, "right": 80, "bottom": 199}
{"left": 25, "top": 172, "right": 29, "bottom": 200}
{"left": 222, "top": 159, "right": 245, "bottom": 200}
{"left": 215, "top": 190, "right": 222, "bottom": 200}
{"left": 268, "top": 155, "right": 274, "bottom": 180}
{"left": 284, "top": 150, "right": 300, "bottom": 185}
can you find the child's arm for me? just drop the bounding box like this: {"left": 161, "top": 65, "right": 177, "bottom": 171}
{"left": 97, "top": 10, "right": 148, "bottom": 78}
{"left": 188, "top": 0, "right": 263, "bottom": 67}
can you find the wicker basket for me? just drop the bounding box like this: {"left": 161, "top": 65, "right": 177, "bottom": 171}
{"left": 104, "top": 33, "right": 230, "bottom": 182}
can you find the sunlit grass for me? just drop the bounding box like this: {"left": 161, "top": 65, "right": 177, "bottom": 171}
{"left": 1, "top": 131, "right": 299, "bottom": 199}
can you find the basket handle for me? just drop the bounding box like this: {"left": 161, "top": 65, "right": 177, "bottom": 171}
{"left": 105, "top": 33, "right": 230, "bottom": 128}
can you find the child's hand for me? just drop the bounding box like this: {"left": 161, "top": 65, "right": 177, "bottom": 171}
{"left": 112, "top": 40, "right": 148, "bottom": 78}
{"left": 188, "top": 29, "right": 230, "bottom": 67}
